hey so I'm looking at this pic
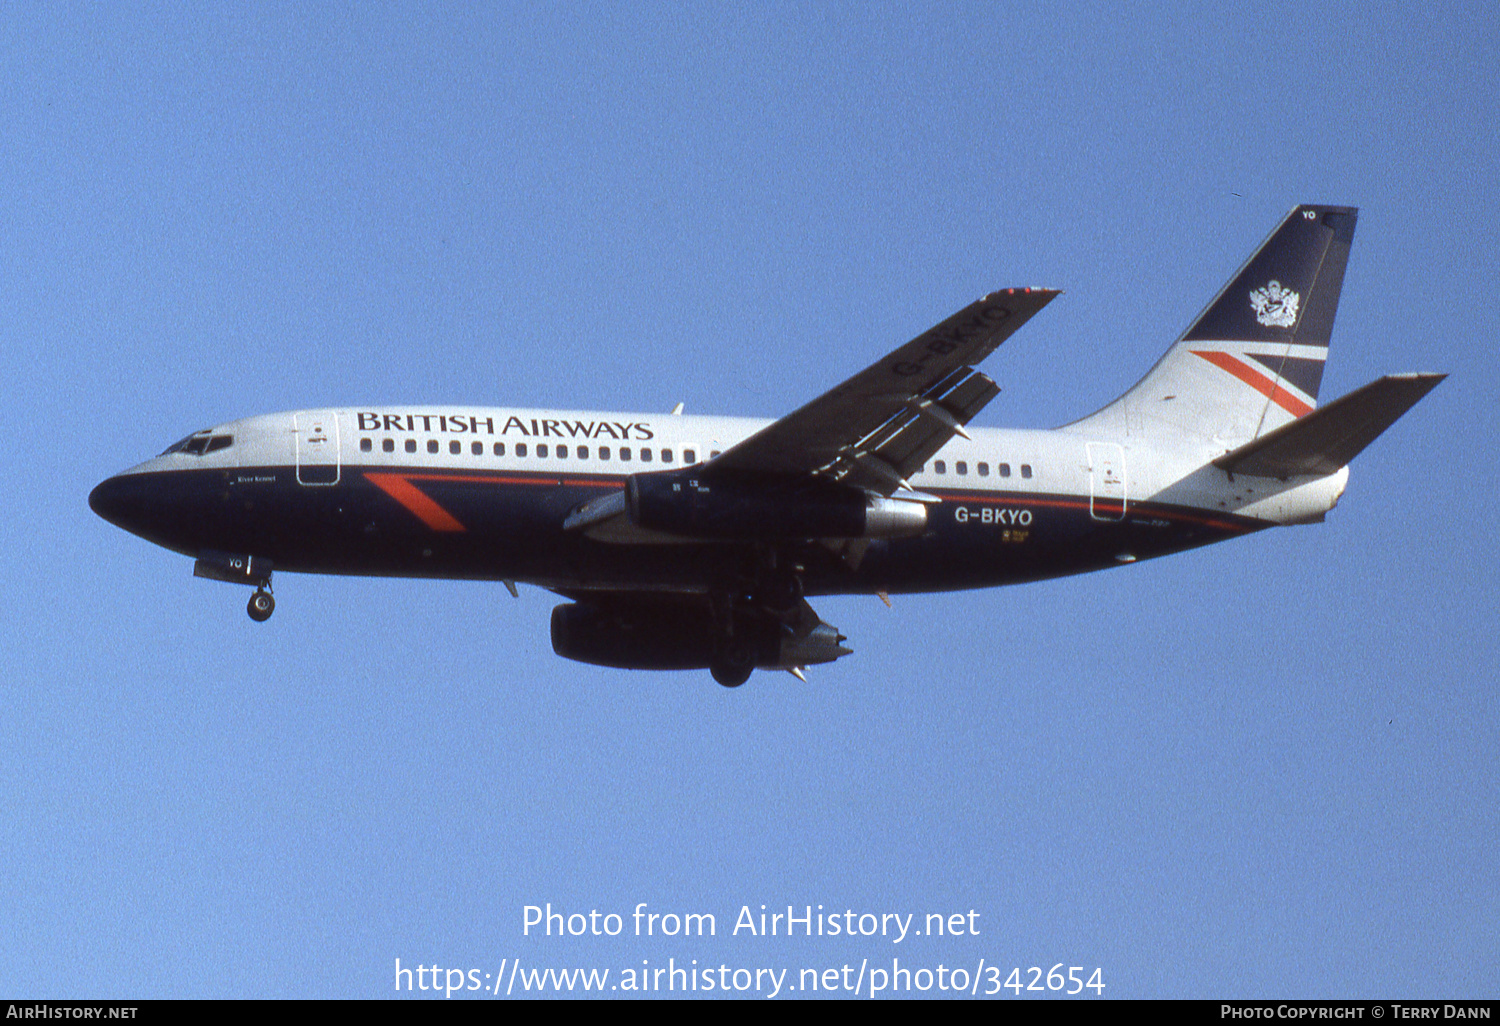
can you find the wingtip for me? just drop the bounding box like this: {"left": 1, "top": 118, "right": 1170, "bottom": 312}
{"left": 1385, "top": 371, "right": 1449, "bottom": 388}
{"left": 987, "top": 287, "right": 1062, "bottom": 301}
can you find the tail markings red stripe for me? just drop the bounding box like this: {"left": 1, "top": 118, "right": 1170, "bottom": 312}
{"left": 1191, "top": 350, "right": 1314, "bottom": 417}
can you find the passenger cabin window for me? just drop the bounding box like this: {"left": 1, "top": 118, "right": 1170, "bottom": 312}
{"left": 619, "top": 448, "right": 631, "bottom": 461}
{"left": 383, "top": 438, "right": 395, "bottom": 453}
{"left": 360, "top": 438, "right": 372, "bottom": 452}
{"left": 427, "top": 440, "right": 439, "bottom": 454}
{"left": 556, "top": 445, "right": 566, "bottom": 459}
{"left": 999, "top": 463, "right": 1011, "bottom": 477}
{"left": 577, "top": 445, "right": 588, "bottom": 459}
{"left": 517, "top": 443, "right": 528, "bottom": 457}
{"left": 598, "top": 447, "right": 610, "bottom": 460}
{"left": 978, "top": 462, "right": 989, "bottom": 476}
{"left": 1021, "top": 464, "right": 1033, "bottom": 479}
{"left": 472, "top": 441, "right": 482, "bottom": 456}
{"left": 934, "top": 460, "right": 946, "bottom": 474}
{"left": 662, "top": 450, "right": 673, "bottom": 463}
{"left": 449, "top": 440, "right": 461, "bottom": 455}
{"left": 684, "top": 449, "right": 696, "bottom": 464}
{"left": 493, "top": 442, "right": 505, "bottom": 456}
{"left": 406, "top": 439, "right": 417, "bottom": 454}
{"left": 956, "top": 461, "right": 967, "bottom": 475}
{"left": 641, "top": 449, "right": 652, "bottom": 462}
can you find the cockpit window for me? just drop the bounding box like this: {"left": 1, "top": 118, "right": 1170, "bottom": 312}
{"left": 160, "top": 432, "right": 234, "bottom": 456}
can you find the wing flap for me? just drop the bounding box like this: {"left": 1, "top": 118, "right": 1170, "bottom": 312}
{"left": 826, "top": 365, "right": 1001, "bottom": 492}
{"left": 709, "top": 288, "right": 1058, "bottom": 487}
{"left": 1213, "top": 373, "right": 1445, "bottom": 478}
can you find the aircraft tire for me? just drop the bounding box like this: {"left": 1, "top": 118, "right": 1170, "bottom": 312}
{"left": 710, "top": 640, "right": 755, "bottom": 688}
{"left": 247, "top": 590, "right": 275, "bottom": 622}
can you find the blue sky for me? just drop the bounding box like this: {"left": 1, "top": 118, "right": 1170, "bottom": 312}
{"left": 2, "top": 3, "right": 1495, "bottom": 998}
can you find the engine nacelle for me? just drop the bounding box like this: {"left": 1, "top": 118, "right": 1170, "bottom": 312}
{"left": 550, "top": 602, "right": 851, "bottom": 672}
{"left": 551, "top": 601, "right": 729, "bottom": 670}
{"left": 625, "top": 470, "right": 927, "bottom": 541}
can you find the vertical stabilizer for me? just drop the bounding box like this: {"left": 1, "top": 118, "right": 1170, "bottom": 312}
{"left": 1067, "top": 205, "right": 1358, "bottom": 447}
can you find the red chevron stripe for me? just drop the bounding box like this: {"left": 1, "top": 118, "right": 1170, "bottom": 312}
{"left": 362, "top": 470, "right": 626, "bottom": 532}
{"left": 365, "top": 472, "right": 467, "bottom": 532}
{"left": 1191, "top": 350, "right": 1313, "bottom": 417}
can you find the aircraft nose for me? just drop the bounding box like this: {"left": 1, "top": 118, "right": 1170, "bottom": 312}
{"left": 90, "top": 472, "right": 187, "bottom": 544}
{"left": 90, "top": 467, "right": 220, "bottom": 553}
{"left": 89, "top": 474, "right": 146, "bottom": 532}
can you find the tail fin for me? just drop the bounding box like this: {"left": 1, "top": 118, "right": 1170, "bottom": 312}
{"left": 1068, "top": 205, "right": 1358, "bottom": 446}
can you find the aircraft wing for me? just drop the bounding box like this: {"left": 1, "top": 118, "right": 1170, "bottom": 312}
{"left": 707, "top": 288, "right": 1059, "bottom": 494}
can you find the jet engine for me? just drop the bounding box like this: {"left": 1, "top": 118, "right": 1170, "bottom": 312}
{"left": 550, "top": 600, "right": 851, "bottom": 676}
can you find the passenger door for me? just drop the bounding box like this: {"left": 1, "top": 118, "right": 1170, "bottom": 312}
{"left": 295, "top": 412, "right": 341, "bottom": 486}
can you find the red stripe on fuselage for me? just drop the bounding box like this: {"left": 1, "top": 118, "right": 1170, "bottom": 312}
{"left": 364, "top": 472, "right": 469, "bottom": 532}
{"left": 1191, "top": 350, "right": 1313, "bottom": 417}
{"left": 359, "top": 467, "right": 1260, "bottom": 537}
{"left": 363, "top": 470, "right": 625, "bottom": 532}
{"left": 384, "top": 472, "right": 622, "bottom": 488}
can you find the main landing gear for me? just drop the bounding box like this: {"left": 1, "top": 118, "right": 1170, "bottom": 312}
{"left": 706, "top": 560, "right": 807, "bottom": 687}
{"left": 710, "top": 636, "right": 756, "bottom": 688}
{"left": 247, "top": 585, "right": 275, "bottom": 622}
{"left": 753, "top": 567, "right": 803, "bottom": 615}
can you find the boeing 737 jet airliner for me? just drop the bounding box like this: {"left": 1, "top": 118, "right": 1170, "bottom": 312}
{"left": 91, "top": 206, "right": 1443, "bottom": 686}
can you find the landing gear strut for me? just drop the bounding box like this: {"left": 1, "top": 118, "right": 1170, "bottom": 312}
{"left": 247, "top": 587, "right": 275, "bottom": 622}
{"left": 754, "top": 568, "right": 804, "bottom": 614}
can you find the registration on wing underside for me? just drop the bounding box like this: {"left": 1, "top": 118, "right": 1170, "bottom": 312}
{"left": 823, "top": 364, "right": 1001, "bottom": 493}
{"left": 707, "top": 289, "right": 1058, "bottom": 493}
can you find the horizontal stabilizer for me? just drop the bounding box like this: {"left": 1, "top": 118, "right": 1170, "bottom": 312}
{"left": 1214, "top": 373, "right": 1445, "bottom": 478}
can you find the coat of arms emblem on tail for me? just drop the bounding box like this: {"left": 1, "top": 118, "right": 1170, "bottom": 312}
{"left": 1249, "top": 280, "right": 1299, "bottom": 327}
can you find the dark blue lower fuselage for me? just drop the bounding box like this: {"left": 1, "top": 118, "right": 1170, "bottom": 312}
{"left": 89, "top": 464, "right": 1263, "bottom": 596}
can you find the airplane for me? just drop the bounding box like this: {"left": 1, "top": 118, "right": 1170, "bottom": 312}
{"left": 90, "top": 204, "right": 1444, "bottom": 687}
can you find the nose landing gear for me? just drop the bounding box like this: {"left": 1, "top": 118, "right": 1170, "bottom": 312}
{"left": 247, "top": 587, "right": 275, "bottom": 622}
{"left": 192, "top": 551, "right": 277, "bottom": 623}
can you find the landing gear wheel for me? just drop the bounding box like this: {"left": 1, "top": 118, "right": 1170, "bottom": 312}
{"left": 247, "top": 589, "right": 275, "bottom": 622}
{"left": 710, "top": 639, "right": 755, "bottom": 688}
